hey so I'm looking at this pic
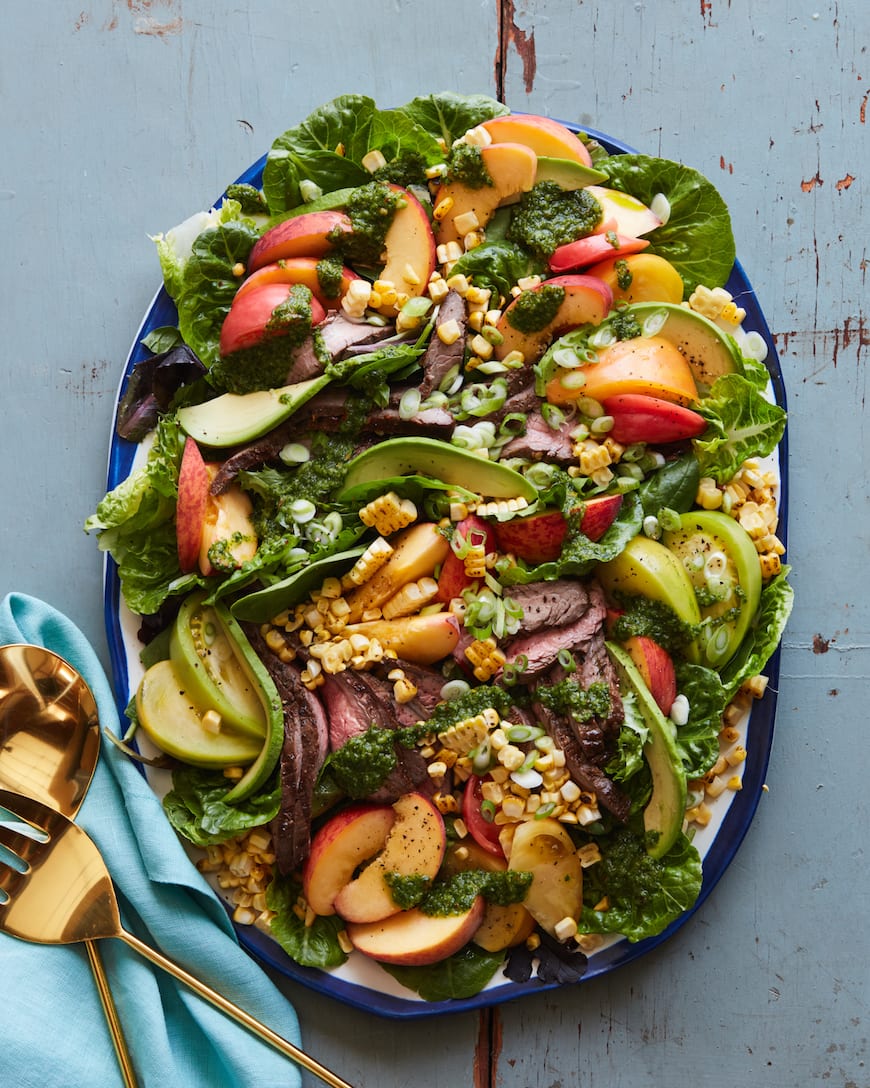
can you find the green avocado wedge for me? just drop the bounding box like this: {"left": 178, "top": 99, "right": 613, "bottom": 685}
{"left": 177, "top": 374, "right": 330, "bottom": 447}
{"left": 337, "top": 437, "right": 539, "bottom": 503}
{"left": 535, "top": 156, "right": 609, "bottom": 189}
{"left": 625, "top": 302, "right": 740, "bottom": 391}
{"left": 231, "top": 546, "right": 367, "bottom": 624}
{"left": 606, "top": 642, "right": 687, "bottom": 859}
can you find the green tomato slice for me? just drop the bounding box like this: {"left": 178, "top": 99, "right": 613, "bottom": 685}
{"left": 597, "top": 535, "right": 702, "bottom": 629}
{"left": 662, "top": 511, "right": 761, "bottom": 668}
{"left": 170, "top": 590, "right": 267, "bottom": 739}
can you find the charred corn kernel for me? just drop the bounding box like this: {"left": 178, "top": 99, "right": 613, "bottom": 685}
{"left": 489, "top": 727, "right": 508, "bottom": 751}
{"left": 501, "top": 795, "right": 526, "bottom": 821}
{"left": 697, "top": 477, "right": 724, "bottom": 510}
{"left": 577, "top": 842, "right": 603, "bottom": 867}
{"left": 393, "top": 677, "right": 419, "bottom": 704}
{"left": 233, "top": 905, "right": 257, "bottom": 926}
{"left": 591, "top": 466, "right": 614, "bottom": 487}
{"left": 602, "top": 436, "right": 624, "bottom": 460}
{"left": 265, "top": 628, "right": 286, "bottom": 654}
{"left": 382, "top": 576, "right": 439, "bottom": 620}
{"left": 460, "top": 124, "right": 492, "bottom": 148}
{"left": 437, "top": 713, "right": 490, "bottom": 754}
{"left": 727, "top": 775, "right": 743, "bottom": 791}
{"left": 358, "top": 492, "right": 418, "bottom": 535}
{"left": 592, "top": 896, "right": 610, "bottom": 913}
{"left": 757, "top": 532, "right": 785, "bottom": 556}
{"left": 337, "top": 930, "right": 354, "bottom": 954}
{"left": 201, "top": 710, "right": 222, "bottom": 734}
{"left": 427, "top": 277, "right": 450, "bottom": 303}
{"left": 534, "top": 752, "right": 554, "bottom": 773}
{"left": 517, "top": 275, "right": 542, "bottom": 292}
{"left": 726, "top": 745, "right": 747, "bottom": 767}
{"left": 742, "top": 674, "right": 769, "bottom": 700}
{"left": 525, "top": 793, "right": 542, "bottom": 814}
{"left": 525, "top": 933, "right": 541, "bottom": 952}
{"left": 554, "top": 916, "right": 579, "bottom": 942}
{"left": 576, "top": 933, "right": 606, "bottom": 952}
{"left": 362, "top": 148, "right": 387, "bottom": 172}
{"left": 720, "top": 725, "right": 741, "bottom": 745}
{"left": 342, "top": 537, "right": 394, "bottom": 589}
{"left": 453, "top": 820, "right": 469, "bottom": 839}
{"left": 433, "top": 792, "right": 459, "bottom": 814}
{"left": 433, "top": 196, "right": 455, "bottom": 220}
{"left": 476, "top": 497, "right": 529, "bottom": 517}
{"left": 319, "top": 576, "right": 342, "bottom": 599}
{"left": 723, "top": 701, "right": 746, "bottom": 728}
{"left": 759, "top": 552, "right": 782, "bottom": 579}
{"left": 576, "top": 804, "right": 601, "bottom": 826}
{"left": 341, "top": 278, "right": 372, "bottom": 318}
{"left": 463, "top": 540, "right": 487, "bottom": 579}
{"left": 489, "top": 765, "right": 510, "bottom": 786}
{"left": 434, "top": 747, "right": 458, "bottom": 770}
{"left": 463, "top": 230, "right": 484, "bottom": 251}
{"left": 453, "top": 210, "right": 481, "bottom": 235}
{"left": 560, "top": 780, "right": 582, "bottom": 804}
{"left": 577, "top": 442, "right": 613, "bottom": 474}
{"left": 481, "top": 780, "right": 504, "bottom": 804}
{"left": 470, "top": 334, "right": 494, "bottom": 360}
{"left": 498, "top": 745, "right": 526, "bottom": 772}
{"left": 738, "top": 504, "right": 768, "bottom": 539}
{"left": 428, "top": 761, "right": 448, "bottom": 780}
{"left": 706, "top": 774, "right": 729, "bottom": 799}
{"left": 467, "top": 311, "right": 485, "bottom": 333}
{"left": 446, "top": 272, "right": 470, "bottom": 296}
{"left": 465, "top": 285, "right": 491, "bottom": 307}
{"left": 436, "top": 240, "right": 463, "bottom": 264}
{"left": 425, "top": 162, "right": 448, "bottom": 180}
{"left": 437, "top": 318, "right": 462, "bottom": 345}
{"left": 501, "top": 349, "right": 525, "bottom": 368}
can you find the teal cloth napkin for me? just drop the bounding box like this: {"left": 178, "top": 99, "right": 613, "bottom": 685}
{"left": 0, "top": 592, "right": 304, "bottom": 1088}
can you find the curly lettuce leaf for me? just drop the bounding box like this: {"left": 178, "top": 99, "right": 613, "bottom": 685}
{"left": 673, "top": 662, "right": 727, "bottom": 778}
{"left": 598, "top": 153, "right": 736, "bottom": 293}
{"left": 693, "top": 373, "right": 787, "bottom": 483}
{"left": 152, "top": 199, "right": 247, "bottom": 302}
{"left": 400, "top": 92, "right": 508, "bottom": 146}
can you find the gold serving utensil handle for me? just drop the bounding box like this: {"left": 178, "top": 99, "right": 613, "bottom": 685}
{"left": 85, "top": 939, "right": 139, "bottom": 1087}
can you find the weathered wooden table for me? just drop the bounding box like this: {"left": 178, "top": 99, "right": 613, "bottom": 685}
{"left": 3, "top": 2, "right": 867, "bottom": 1084}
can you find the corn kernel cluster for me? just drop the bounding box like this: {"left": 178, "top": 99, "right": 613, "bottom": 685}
{"left": 196, "top": 828, "right": 276, "bottom": 927}
{"left": 695, "top": 459, "right": 785, "bottom": 579}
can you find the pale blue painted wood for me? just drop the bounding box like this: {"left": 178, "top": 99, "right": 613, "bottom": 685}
{"left": 2, "top": 2, "right": 866, "bottom": 1085}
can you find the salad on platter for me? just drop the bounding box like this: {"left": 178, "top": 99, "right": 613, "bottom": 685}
{"left": 87, "top": 92, "right": 793, "bottom": 1009}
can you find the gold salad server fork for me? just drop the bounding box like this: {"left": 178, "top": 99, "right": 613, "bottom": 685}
{"left": 0, "top": 643, "right": 138, "bottom": 1087}
{"left": 0, "top": 788, "right": 355, "bottom": 1088}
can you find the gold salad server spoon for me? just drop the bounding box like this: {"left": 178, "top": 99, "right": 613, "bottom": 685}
{"left": 0, "top": 788, "right": 356, "bottom": 1088}
{"left": 0, "top": 643, "right": 138, "bottom": 1087}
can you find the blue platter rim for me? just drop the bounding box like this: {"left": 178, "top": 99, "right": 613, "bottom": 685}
{"left": 102, "top": 121, "right": 789, "bottom": 1019}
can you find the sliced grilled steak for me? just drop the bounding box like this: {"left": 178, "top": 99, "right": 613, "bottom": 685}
{"left": 418, "top": 289, "right": 467, "bottom": 397}
{"left": 285, "top": 313, "right": 397, "bottom": 383}
{"left": 503, "top": 581, "right": 607, "bottom": 678}
{"left": 500, "top": 410, "right": 576, "bottom": 464}
{"left": 508, "top": 579, "right": 594, "bottom": 636}
{"left": 243, "top": 626, "right": 329, "bottom": 875}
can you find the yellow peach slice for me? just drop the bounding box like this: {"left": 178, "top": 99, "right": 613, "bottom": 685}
{"left": 434, "top": 142, "right": 537, "bottom": 245}
{"left": 547, "top": 335, "right": 699, "bottom": 406}
{"left": 482, "top": 113, "right": 593, "bottom": 167}
{"left": 377, "top": 185, "right": 437, "bottom": 304}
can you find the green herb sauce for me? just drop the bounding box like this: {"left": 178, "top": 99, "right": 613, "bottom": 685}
{"left": 385, "top": 872, "right": 432, "bottom": 910}
{"left": 536, "top": 680, "right": 612, "bottom": 723}
{"left": 328, "top": 726, "right": 397, "bottom": 798}
{"left": 507, "top": 285, "right": 566, "bottom": 334}
{"left": 609, "top": 596, "right": 697, "bottom": 654}
{"left": 329, "top": 181, "right": 403, "bottom": 267}
{"left": 446, "top": 142, "right": 493, "bottom": 189}
{"left": 419, "top": 869, "right": 533, "bottom": 917}
{"left": 610, "top": 310, "right": 643, "bottom": 341}
{"left": 315, "top": 254, "right": 345, "bottom": 299}
{"left": 225, "top": 183, "right": 270, "bottom": 215}
{"left": 614, "top": 258, "right": 633, "bottom": 291}
{"left": 507, "top": 181, "right": 603, "bottom": 258}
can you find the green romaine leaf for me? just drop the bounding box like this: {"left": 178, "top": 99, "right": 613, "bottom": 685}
{"left": 151, "top": 199, "right": 247, "bottom": 302}
{"left": 693, "top": 373, "right": 787, "bottom": 482}
{"left": 162, "top": 765, "right": 281, "bottom": 846}
{"left": 175, "top": 218, "right": 260, "bottom": 369}
{"left": 673, "top": 662, "right": 728, "bottom": 778}
{"left": 606, "top": 691, "right": 650, "bottom": 786}
{"left": 719, "top": 567, "right": 794, "bottom": 700}
{"left": 580, "top": 828, "right": 702, "bottom": 942}
{"left": 598, "top": 153, "right": 736, "bottom": 293}
{"left": 266, "top": 876, "right": 348, "bottom": 969}
{"left": 399, "top": 92, "right": 508, "bottom": 146}
{"left": 381, "top": 943, "right": 504, "bottom": 1001}
{"left": 449, "top": 240, "right": 547, "bottom": 301}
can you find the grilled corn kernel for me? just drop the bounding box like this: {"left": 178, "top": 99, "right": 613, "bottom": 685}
{"left": 381, "top": 577, "right": 439, "bottom": 620}
{"left": 437, "top": 318, "right": 462, "bottom": 345}
{"left": 362, "top": 148, "right": 387, "bottom": 173}
{"left": 358, "top": 492, "right": 418, "bottom": 535}
{"left": 453, "top": 209, "right": 480, "bottom": 235}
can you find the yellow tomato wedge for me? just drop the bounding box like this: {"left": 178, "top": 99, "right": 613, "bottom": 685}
{"left": 585, "top": 253, "right": 685, "bottom": 305}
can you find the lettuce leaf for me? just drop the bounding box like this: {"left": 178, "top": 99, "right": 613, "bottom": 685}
{"left": 580, "top": 828, "right": 702, "bottom": 942}
{"left": 262, "top": 94, "right": 443, "bottom": 213}
{"left": 266, "top": 875, "right": 348, "bottom": 969}
{"left": 449, "top": 240, "right": 547, "bottom": 301}
{"left": 598, "top": 153, "right": 736, "bottom": 293}
{"left": 162, "top": 765, "right": 281, "bottom": 845}
{"left": 152, "top": 199, "right": 246, "bottom": 302}
{"left": 400, "top": 91, "right": 508, "bottom": 146}
{"left": 693, "top": 373, "right": 787, "bottom": 483}
{"left": 673, "top": 662, "right": 727, "bottom": 778}
{"left": 381, "top": 943, "right": 504, "bottom": 1001}
{"left": 719, "top": 567, "right": 794, "bottom": 700}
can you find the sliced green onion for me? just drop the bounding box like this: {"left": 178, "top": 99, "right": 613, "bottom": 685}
{"left": 553, "top": 346, "right": 584, "bottom": 369}
{"left": 511, "top": 767, "right": 544, "bottom": 790}
{"left": 398, "top": 387, "right": 422, "bottom": 420}
{"left": 498, "top": 413, "right": 529, "bottom": 437}
{"left": 480, "top": 798, "right": 497, "bottom": 822}
{"left": 289, "top": 498, "right": 317, "bottom": 524}
{"left": 658, "top": 506, "right": 682, "bottom": 532}
{"left": 641, "top": 309, "right": 669, "bottom": 337}
{"left": 558, "top": 370, "right": 587, "bottom": 390}
{"left": 279, "top": 442, "right": 310, "bottom": 465}
{"left": 440, "top": 679, "right": 471, "bottom": 701}
{"left": 401, "top": 296, "right": 433, "bottom": 319}
{"left": 541, "top": 402, "right": 567, "bottom": 430}
{"left": 577, "top": 396, "right": 604, "bottom": 419}
{"left": 505, "top": 724, "right": 546, "bottom": 744}
{"left": 556, "top": 648, "right": 576, "bottom": 672}
{"left": 534, "top": 801, "right": 557, "bottom": 820}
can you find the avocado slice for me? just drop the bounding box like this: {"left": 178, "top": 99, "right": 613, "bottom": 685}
{"left": 231, "top": 546, "right": 367, "bottom": 623}
{"left": 177, "top": 374, "right": 330, "bottom": 447}
{"left": 625, "top": 303, "right": 740, "bottom": 391}
{"left": 265, "top": 187, "right": 356, "bottom": 228}
{"left": 338, "top": 437, "right": 539, "bottom": 503}
{"left": 535, "top": 156, "right": 609, "bottom": 189}
{"left": 606, "top": 642, "right": 687, "bottom": 859}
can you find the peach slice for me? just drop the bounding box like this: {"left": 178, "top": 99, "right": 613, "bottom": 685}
{"left": 342, "top": 612, "right": 461, "bottom": 666}
{"left": 549, "top": 232, "right": 650, "bottom": 275}
{"left": 198, "top": 464, "right": 258, "bottom": 577}
{"left": 493, "top": 274, "right": 613, "bottom": 364}
{"left": 507, "top": 818, "right": 583, "bottom": 937}
{"left": 377, "top": 185, "right": 437, "bottom": 304}
{"left": 346, "top": 898, "right": 485, "bottom": 966}
{"left": 434, "top": 142, "right": 537, "bottom": 245}
{"left": 176, "top": 437, "right": 210, "bottom": 573}
{"left": 219, "top": 282, "right": 327, "bottom": 358}
{"left": 247, "top": 209, "right": 353, "bottom": 272}
{"left": 235, "top": 256, "right": 361, "bottom": 309}
{"left": 585, "top": 252, "right": 685, "bottom": 305}
{"left": 493, "top": 493, "right": 624, "bottom": 564}
{"left": 547, "top": 334, "right": 699, "bottom": 407}
{"left": 302, "top": 803, "right": 396, "bottom": 917}
{"left": 585, "top": 186, "right": 661, "bottom": 238}
{"left": 623, "top": 635, "right": 678, "bottom": 717}
{"left": 344, "top": 522, "right": 450, "bottom": 622}
{"left": 333, "top": 792, "right": 446, "bottom": 924}
{"left": 482, "top": 113, "right": 593, "bottom": 167}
